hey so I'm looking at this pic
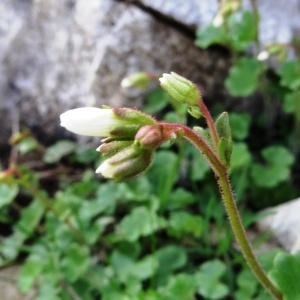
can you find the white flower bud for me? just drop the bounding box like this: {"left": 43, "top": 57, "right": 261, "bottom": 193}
{"left": 257, "top": 51, "right": 269, "bottom": 61}
{"left": 60, "top": 107, "right": 117, "bottom": 137}
{"left": 95, "top": 160, "right": 115, "bottom": 178}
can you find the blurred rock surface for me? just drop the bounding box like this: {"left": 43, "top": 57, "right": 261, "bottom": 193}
{"left": 0, "top": 0, "right": 299, "bottom": 145}
{"left": 256, "top": 198, "right": 300, "bottom": 253}
{"left": 0, "top": 265, "right": 36, "bottom": 300}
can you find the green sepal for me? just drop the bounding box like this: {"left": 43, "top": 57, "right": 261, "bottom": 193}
{"left": 112, "top": 150, "right": 153, "bottom": 182}
{"left": 218, "top": 137, "right": 233, "bottom": 168}
{"left": 98, "top": 141, "right": 133, "bottom": 158}
{"left": 188, "top": 105, "right": 202, "bottom": 119}
{"left": 193, "top": 126, "right": 212, "bottom": 147}
{"left": 215, "top": 112, "right": 232, "bottom": 141}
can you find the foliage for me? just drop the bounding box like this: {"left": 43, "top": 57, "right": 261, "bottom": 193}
{"left": 1, "top": 1, "right": 300, "bottom": 299}
{"left": 0, "top": 127, "right": 267, "bottom": 299}
{"left": 195, "top": 0, "right": 300, "bottom": 207}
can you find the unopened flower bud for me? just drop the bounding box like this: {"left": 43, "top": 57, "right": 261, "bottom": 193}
{"left": 134, "top": 125, "right": 164, "bottom": 149}
{"left": 159, "top": 72, "right": 201, "bottom": 106}
{"left": 96, "top": 144, "right": 152, "bottom": 181}
{"left": 0, "top": 169, "right": 15, "bottom": 183}
{"left": 215, "top": 112, "right": 232, "bottom": 167}
{"left": 257, "top": 51, "right": 269, "bottom": 61}
{"left": 220, "top": 0, "right": 241, "bottom": 17}
{"left": 121, "top": 72, "right": 155, "bottom": 89}
{"left": 60, "top": 107, "right": 156, "bottom": 139}
{"left": 213, "top": 14, "right": 224, "bottom": 27}
{"left": 97, "top": 141, "right": 133, "bottom": 158}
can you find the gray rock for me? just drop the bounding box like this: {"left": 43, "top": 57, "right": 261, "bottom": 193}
{"left": 0, "top": 265, "right": 36, "bottom": 300}
{"left": 0, "top": 0, "right": 230, "bottom": 145}
{"left": 0, "top": 0, "right": 300, "bottom": 145}
{"left": 140, "top": 0, "right": 300, "bottom": 44}
{"left": 256, "top": 198, "right": 300, "bottom": 253}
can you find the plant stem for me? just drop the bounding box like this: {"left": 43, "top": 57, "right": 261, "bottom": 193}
{"left": 15, "top": 169, "right": 86, "bottom": 244}
{"left": 160, "top": 122, "right": 282, "bottom": 300}
{"left": 249, "top": 0, "right": 261, "bottom": 51}
{"left": 199, "top": 101, "right": 219, "bottom": 150}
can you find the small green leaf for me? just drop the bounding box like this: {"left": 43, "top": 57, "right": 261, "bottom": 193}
{"left": 189, "top": 144, "right": 210, "bottom": 181}
{"left": 168, "top": 211, "right": 203, "bottom": 238}
{"left": 148, "top": 150, "right": 179, "bottom": 196}
{"left": 251, "top": 164, "right": 290, "bottom": 188}
{"left": 229, "top": 11, "right": 257, "bottom": 51}
{"left": 283, "top": 92, "right": 300, "bottom": 113}
{"left": 269, "top": 252, "right": 300, "bottom": 300}
{"left": 261, "top": 146, "right": 295, "bottom": 167}
{"left": 215, "top": 112, "right": 232, "bottom": 141}
{"left": 250, "top": 146, "right": 294, "bottom": 188}
{"left": 18, "top": 257, "right": 43, "bottom": 292}
{"left": 145, "top": 88, "right": 169, "bottom": 114}
{"left": 36, "top": 281, "right": 60, "bottom": 300}
{"left": 163, "top": 111, "right": 182, "bottom": 123}
{"left": 0, "top": 199, "right": 45, "bottom": 263}
{"left": 161, "top": 273, "right": 196, "bottom": 300}
{"left": 195, "top": 24, "right": 227, "bottom": 49}
{"left": 187, "top": 105, "right": 202, "bottom": 119}
{"left": 131, "top": 255, "right": 158, "bottom": 280}
{"left": 18, "top": 136, "right": 40, "bottom": 154}
{"left": 111, "top": 250, "right": 135, "bottom": 282}
{"left": 278, "top": 60, "right": 300, "bottom": 90}
{"left": 43, "top": 140, "right": 76, "bottom": 163}
{"left": 198, "top": 259, "right": 226, "bottom": 280}
{"left": 61, "top": 244, "right": 90, "bottom": 282}
{"left": 225, "top": 58, "right": 264, "bottom": 96}
{"left": 119, "top": 207, "right": 164, "bottom": 241}
{"left": 218, "top": 137, "right": 233, "bottom": 167}
{"left": 229, "top": 113, "right": 251, "bottom": 140}
{"left": 193, "top": 126, "right": 212, "bottom": 146}
{"left": 234, "top": 268, "right": 258, "bottom": 300}
{"left": 165, "top": 188, "right": 195, "bottom": 210}
{"left": 155, "top": 245, "right": 187, "bottom": 275}
{"left": 0, "top": 182, "right": 18, "bottom": 208}
{"left": 73, "top": 147, "right": 99, "bottom": 164}
{"left": 195, "top": 260, "right": 229, "bottom": 300}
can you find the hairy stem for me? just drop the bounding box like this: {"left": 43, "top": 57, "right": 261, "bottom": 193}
{"left": 199, "top": 101, "right": 219, "bottom": 150}
{"left": 160, "top": 122, "right": 282, "bottom": 300}
{"left": 15, "top": 169, "right": 85, "bottom": 244}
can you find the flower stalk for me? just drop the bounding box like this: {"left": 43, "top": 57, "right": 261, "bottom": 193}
{"left": 166, "top": 123, "right": 282, "bottom": 300}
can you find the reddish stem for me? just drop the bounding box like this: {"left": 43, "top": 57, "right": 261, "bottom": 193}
{"left": 199, "top": 101, "right": 219, "bottom": 150}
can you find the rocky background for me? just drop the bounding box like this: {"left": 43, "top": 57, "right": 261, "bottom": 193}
{"left": 0, "top": 0, "right": 300, "bottom": 145}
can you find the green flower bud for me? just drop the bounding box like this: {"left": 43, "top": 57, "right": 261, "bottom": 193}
{"left": 218, "top": 137, "right": 233, "bottom": 168}
{"left": 96, "top": 144, "right": 153, "bottom": 181}
{"left": 97, "top": 141, "right": 133, "bottom": 158}
{"left": 215, "top": 112, "right": 232, "bottom": 167}
{"left": 121, "top": 72, "right": 155, "bottom": 89}
{"left": 215, "top": 112, "right": 231, "bottom": 141}
{"left": 159, "top": 72, "right": 202, "bottom": 106}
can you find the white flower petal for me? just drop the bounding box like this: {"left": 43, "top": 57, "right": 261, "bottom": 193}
{"left": 158, "top": 76, "right": 167, "bottom": 85}
{"left": 95, "top": 160, "right": 115, "bottom": 178}
{"left": 121, "top": 78, "right": 131, "bottom": 88}
{"left": 60, "top": 107, "right": 116, "bottom": 136}
{"left": 257, "top": 51, "right": 269, "bottom": 61}
{"left": 213, "top": 14, "right": 224, "bottom": 27}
